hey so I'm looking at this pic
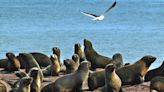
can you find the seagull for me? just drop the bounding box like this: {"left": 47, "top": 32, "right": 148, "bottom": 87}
{"left": 81, "top": 1, "right": 116, "bottom": 21}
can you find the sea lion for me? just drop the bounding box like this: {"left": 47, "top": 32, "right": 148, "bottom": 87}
{"left": 84, "top": 39, "right": 112, "bottom": 70}
{"left": 145, "top": 61, "right": 164, "bottom": 82}
{"left": 29, "top": 67, "right": 42, "bottom": 92}
{"left": 74, "top": 43, "right": 85, "bottom": 62}
{"left": 52, "top": 47, "right": 66, "bottom": 72}
{"left": 30, "top": 52, "right": 51, "bottom": 68}
{"left": 18, "top": 53, "right": 41, "bottom": 73}
{"left": 64, "top": 54, "right": 80, "bottom": 74}
{"left": 116, "top": 55, "right": 156, "bottom": 85}
{"left": 42, "top": 54, "right": 60, "bottom": 76}
{"left": 0, "top": 80, "right": 8, "bottom": 92}
{"left": 12, "top": 77, "right": 32, "bottom": 92}
{"left": 93, "top": 64, "right": 122, "bottom": 92}
{"left": 112, "top": 53, "right": 123, "bottom": 69}
{"left": 41, "top": 61, "right": 90, "bottom": 92}
{"left": 5, "top": 52, "right": 20, "bottom": 72}
{"left": 17, "top": 52, "right": 51, "bottom": 69}
{"left": 88, "top": 55, "right": 156, "bottom": 90}
{"left": 150, "top": 76, "right": 164, "bottom": 92}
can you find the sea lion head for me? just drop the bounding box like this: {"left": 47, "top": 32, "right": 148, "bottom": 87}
{"left": 64, "top": 59, "right": 75, "bottom": 70}
{"left": 75, "top": 43, "right": 81, "bottom": 52}
{"left": 78, "top": 61, "right": 91, "bottom": 71}
{"left": 72, "top": 54, "right": 80, "bottom": 63}
{"left": 29, "top": 67, "right": 39, "bottom": 78}
{"left": 84, "top": 39, "right": 93, "bottom": 48}
{"left": 52, "top": 47, "right": 60, "bottom": 56}
{"left": 6, "top": 52, "right": 20, "bottom": 70}
{"left": 20, "top": 77, "right": 32, "bottom": 86}
{"left": 105, "top": 64, "right": 115, "bottom": 73}
{"left": 112, "top": 53, "right": 122, "bottom": 61}
{"left": 141, "top": 55, "right": 156, "bottom": 67}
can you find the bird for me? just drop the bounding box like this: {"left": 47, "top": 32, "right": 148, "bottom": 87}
{"left": 81, "top": 1, "right": 116, "bottom": 21}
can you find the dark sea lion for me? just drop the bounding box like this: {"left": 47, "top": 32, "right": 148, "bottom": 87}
{"left": 18, "top": 53, "right": 41, "bottom": 73}
{"left": 29, "top": 67, "right": 42, "bottom": 92}
{"left": 84, "top": 39, "right": 112, "bottom": 70}
{"left": 12, "top": 77, "right": 32, "bottom": 92}
{"left": 41, "top": 61, "right": 90, "bottom": 92}
{"left": 42, "top": 54, "right": 60, "bottom": 76}
{"left": 30, "top": 52, "right": 51, "bottom": 67}
{"left": 64, "top": 54, "right": 80, "bottom": 74}
{"left": 116, "top": 55, "right": 156, "bottom": 85}
{"left": 145, "top": 61, "right": 164, "bottom": 82}
{"left": 93, "top": 64, "right": 122, "bottom": 92}
{"left": 112, "top": 53, "right": 123, "bottom": 69}
{"left": 0, "top": 59, "right": 8, "bottom": 68}
{"left": 150, "top": 76, "right": 164, "bottom": 92}
{"left": 5, "top": 52, "right": 20, "bottom": 72}
{"left": 74, "top": 43, "right": 85, "bottom": 62}
{"left": 0, "top": 80, "right": 8, "bottom": 92}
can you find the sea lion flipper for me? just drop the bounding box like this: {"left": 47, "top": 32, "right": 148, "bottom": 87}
{"left": 133, "top": 73, "right": 144, "bottom": 84}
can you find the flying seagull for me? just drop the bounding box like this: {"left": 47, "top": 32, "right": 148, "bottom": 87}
{"left": 81, "top": 1, "right": 116, "bottom": 21}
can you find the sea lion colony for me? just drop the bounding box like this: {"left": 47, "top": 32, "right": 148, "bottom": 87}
{"left": 0, "top": 39, "right": 163, "bottom": 92}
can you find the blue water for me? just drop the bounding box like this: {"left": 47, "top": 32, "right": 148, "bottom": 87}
{"left": 0, "top": 0, "right": 164, "bottom": 69}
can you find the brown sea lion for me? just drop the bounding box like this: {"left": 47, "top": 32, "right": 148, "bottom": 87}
{"left": 93, "top": 64, "right": 122, "bottom": 92}
{"left": 0, "top": 80, "right": 8, "bottom": 92}
{"left": 0, "top": 59, "right": 8, "bottom": 68}
{"left": 42, "top": 54, "right": 60, "bottom": 76}
{"left": 74, "top": 43, "right": 85, "bottom": 62}
{"left": 12, "top": 77, "right": 32, "bottom": 92}
{"left": 18, "top": 53, "right": 41, "bottom": 73}
{"left": 116, "top": 55, "right": 156, "bottom": 85}
{"left": 64, "top": 54, "right": 80, "bottom": 74}
{"left": 41, "top": 61, "right": 90, "bottom": 92}
{"left": 145, "top": 61, "right": 164, "bottom": 82}
{"left": 5, "top": 52, "right": 20, "bottom": 72}
{"left": 150, "top": 76, "right": 164, "bottom": 92}
{"left": 84, "top": 39, "right": 112, "bottom": 70}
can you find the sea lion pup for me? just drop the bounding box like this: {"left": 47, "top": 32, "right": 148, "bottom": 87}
{"left": 42, "top": 54, "right": 60, "bottom": 76}
{"left": 0, "top": 80, "right": 8, "bottom": 92}
{"left": 5, "top": 52, "right": 20, "bottom": 72}
{"left": 116, "top": 55, "right": 156, "bottom": 85}
{"left": 74, "top": 43, "right": 85, "bottom": 62}
{"left": 29, "top": 67, "right": 42, "bottom": 92}
{"left": 112, "top": 53, "right": 123, "bottom": 69}
{"left": 64, "top": 54, "right": 80, "bottom": 74}
{"left": 150, "top": 76, "right": 164, "bottom": 92}
{"left": 11, "top": 77, "right": 32, "bottom": 92}
{"left": 18, "top": 53, "right": 41, "bottom": 73}
{"left": 52, "top": 47, "right": 66, "bottom": 72}
{"left": 145, "top": 61, "right": 164, "bottom": 82}
{"left": 94, "top": 64, "right": 122, "bottom": 92}
{"left": 41, "top": 61, "right": 90, "bottom": 92}
{"left": 84, "top": 39, "right": 112, "bottom": 70}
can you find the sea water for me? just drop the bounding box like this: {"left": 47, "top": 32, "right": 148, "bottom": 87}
{"left": 0, "top": 0, "right": 164, "bottom": 69}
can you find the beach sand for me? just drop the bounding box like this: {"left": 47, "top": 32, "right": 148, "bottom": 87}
{"left": 0, "top": 68, "right": 150, "bottom": 92}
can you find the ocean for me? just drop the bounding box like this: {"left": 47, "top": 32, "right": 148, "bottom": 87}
{"left": 0, "top": 0, "right": 164, "bottom": 69}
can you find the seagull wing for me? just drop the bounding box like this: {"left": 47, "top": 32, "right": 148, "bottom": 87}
{"left": 81, "top": 12, "right": 98, "bottom": 18}
{"left": 103, "top": 1, "right": 117, "bottom": 14}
